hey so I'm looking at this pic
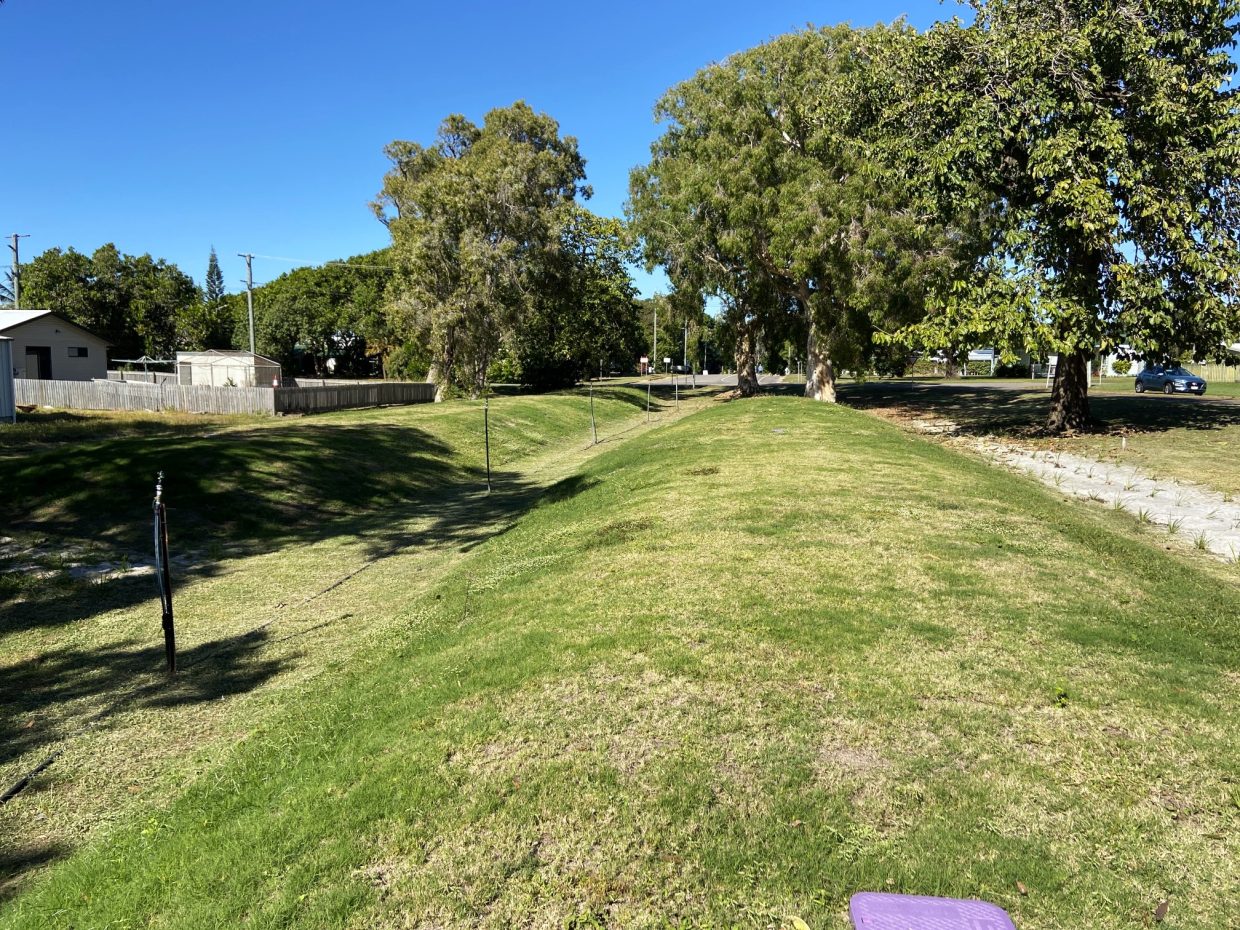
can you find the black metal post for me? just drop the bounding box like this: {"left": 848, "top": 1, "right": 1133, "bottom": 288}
{"left": 153, "top": 472, "right": 176, "bottom": 674}
{"left": 589, "top": 377, "right": 597, "bottom": 445}
{"left": 484, "top": 396, "right": 492, "bottom": 493}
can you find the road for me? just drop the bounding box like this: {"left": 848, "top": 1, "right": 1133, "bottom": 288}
{"left": 631, "top": 372, "right": 788, "bottom": 388}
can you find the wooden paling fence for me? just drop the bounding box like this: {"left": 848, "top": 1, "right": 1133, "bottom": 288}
{"left": 14, "top": 379, "right": 434, "bottom": 416}
{"left": 274, "top": 381, "right": 436, "bottom": 413}
{"left": 106, "top": 371, "right": 176, "bottom": 384}
{"left": 1192, "top": 362, "right": 1240, "bottom": 383}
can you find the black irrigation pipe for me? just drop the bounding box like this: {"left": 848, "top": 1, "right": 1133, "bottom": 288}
{"left": 0, "top": 750, "right": 62, "bottom": 805}
{"left": 0, "top": 395, "right": 705, "bottom": 807}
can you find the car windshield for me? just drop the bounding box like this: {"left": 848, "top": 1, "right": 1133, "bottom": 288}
{"left": 1166, "top": 367, "right": 1194, "bottom": 377}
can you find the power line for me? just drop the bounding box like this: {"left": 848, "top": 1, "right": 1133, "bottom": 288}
{"left": 247, "top": 253, "right": 398, "bottom": 272}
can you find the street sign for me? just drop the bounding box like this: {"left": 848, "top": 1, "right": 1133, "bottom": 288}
{"left": 640, "top": 356, "right": 649, "bottom": 364}
{"left": 663, "top": 357, "right": 672, "bottom": 364}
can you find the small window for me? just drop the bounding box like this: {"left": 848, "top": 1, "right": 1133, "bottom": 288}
{"left": 67, "top": 347, "right": 88, "bottom": 358}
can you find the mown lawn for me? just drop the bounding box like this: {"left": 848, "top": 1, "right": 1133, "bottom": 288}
{"left": 845, "top": 381, "right": 1240, "bottom": 498}
{"left": 0, "top": 385, "right": 695, "bottom": 900}
{"left": 3, "top": 396, "right": 1235, "bottom": 929}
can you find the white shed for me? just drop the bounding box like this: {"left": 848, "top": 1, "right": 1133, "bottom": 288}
{"left": 176, "top": 350, "right": 282, "bottom": 387}
{"left": 0, "top": 336, "right": 15, "bottom": 424}
{"left": 0, "top": 309, "right": 110, "bottom": 381}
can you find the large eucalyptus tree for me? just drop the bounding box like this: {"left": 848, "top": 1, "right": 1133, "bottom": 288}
{"left": 630, "top": 25, "right": 949, "bottom": 401}
{"left": 374, "top": 103, "right": 588, "bottom": 399}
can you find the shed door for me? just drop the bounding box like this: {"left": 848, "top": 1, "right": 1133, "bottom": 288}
{"left": 25, "top": 346, "right": 52, "bottom": 380}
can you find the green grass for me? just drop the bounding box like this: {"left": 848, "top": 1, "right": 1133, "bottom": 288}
{"left": 845, "top": 381, "right": 1240, "bottom": 498}
{"left": 0, "top": 385, "right": 706, "bottom": 900}
{"left": 0, "top": 386, "right": 663, "bottom": 553}
{"left": 3, "top": 396, "right": 1236, "bottom": 929}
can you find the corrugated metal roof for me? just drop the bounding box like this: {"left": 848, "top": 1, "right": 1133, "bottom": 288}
{"left": 0, "top": 309, "right": 53, "bottom": 332}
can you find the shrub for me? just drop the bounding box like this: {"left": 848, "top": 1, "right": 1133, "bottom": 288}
{"left": 384, "top": 341, "right": 431, "bottom": 381}
{"left": 1112, "top": 358, "right": 1132, "bottom": 376}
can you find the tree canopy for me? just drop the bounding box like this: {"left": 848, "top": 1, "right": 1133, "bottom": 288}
{"left": 628, "top": 5, "right": 1240, "bottom": 430}
{"left": 879, "top": 0, "right": 1240, "bottom": 429}
{"left": 374, "top": 102, "right": 592, "bottom": 398}
{"left": 237, "top": 251, "right": 394, "bottom": 375}
{"left": 18, "top": 244, "right": 201, "bottom": 359}
{"left": 499, "top": 207, "right": 644, "bottom": 389}
{"left": 630, "top": 25, "right": 953, "bottom": 401}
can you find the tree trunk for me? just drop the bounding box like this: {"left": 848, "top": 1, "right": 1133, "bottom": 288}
{"left": 804, "top": 320, "right": 837, "bottom": 403}
{"left": 1048, "top": 349, "right": 1092, "bottom": 432}
{"left": 427, "top": 362, "right": 447, "bottom": 403}
{"left": 736, "top": 322, "right": 759, "bottom": 396}
{"left": 943, "top": 350, "right": 959, "bottom": 379}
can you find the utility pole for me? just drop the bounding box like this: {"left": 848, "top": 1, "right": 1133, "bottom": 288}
{"left": 8, "top": 234, "right": 29, "bottom": 309}
{"left": 238, "top": 252, "right": 256, "bottom": 354}
{"left": 653, "top": 308, "right": 658, "bottom": 376}
{"left": 683, "top": 319, "right": 688, "bottom": 368}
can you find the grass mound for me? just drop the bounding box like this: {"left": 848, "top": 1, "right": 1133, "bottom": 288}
{"left": 0, "top": 388, "right": 657, "bottom": 554}
{"left": 3, "top": 397, "right": 1237, "bottom": 929}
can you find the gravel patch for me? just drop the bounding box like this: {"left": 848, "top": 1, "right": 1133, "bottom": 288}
{"left": 978, "top": 441, "right": 1240, "bottom": 561}
{"left": 879, "top": 412, "right": 1240, "bottom": 562}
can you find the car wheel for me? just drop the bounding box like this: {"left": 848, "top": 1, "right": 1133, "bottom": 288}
{"left": 1163, "top": 382, "right": 1175, "bottom": 394}
{"left": 1135, "top": 380, "right": 1145, "bottom": 393}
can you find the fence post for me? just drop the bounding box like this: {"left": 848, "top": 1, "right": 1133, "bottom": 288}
{"left": 589, "top": 377, "right": 597, "bottom": 445}
{"left": 153, "top": 472, "right": 176, "bottom": 674}
{"left": 484, "top": 395, "right": 492, "bottom": 494}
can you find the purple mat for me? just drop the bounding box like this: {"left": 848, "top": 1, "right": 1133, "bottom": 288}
{"left": 850, "top": 892, "right": 1017, "bottom": 930}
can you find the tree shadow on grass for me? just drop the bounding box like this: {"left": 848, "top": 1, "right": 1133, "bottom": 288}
{"left": 0, "top": 627, "right": 289, "bottom": 770}
{"left": 840, "top": 380, "right": 1240, "bottom": 437}
{"left": 0, "top": 841, "right": 64, "bottom": 904}
{"left": 0, "top": 420, "right": 535, "bottom": 638}
{"left": 0, "top": 409, "right": 246, "bottom": 458}
{"left": 589, "top": 386, "right": 676, "bottom": 412}
{"left": 0, "top": 422, "right": 472, "bottom": 555}
{"left": 0, "top": 410, "right": 616, "bottom": 892}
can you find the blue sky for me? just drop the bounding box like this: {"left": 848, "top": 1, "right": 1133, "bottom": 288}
{"left": 2, "top": 1, "right": 967, "bottom": 298}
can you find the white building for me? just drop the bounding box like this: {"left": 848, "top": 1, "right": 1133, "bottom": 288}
{"left": 0, "top": 309, "right": 110, "bottom": 381}
{"left": 175, "top": 350, "right": 282, "bottom": 387}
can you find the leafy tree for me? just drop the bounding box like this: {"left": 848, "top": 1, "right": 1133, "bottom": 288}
{"left": 181, "top": 245, "right": 234, "bottom": 348}
{"left": 127, "top": 254, "right": 199, "bottom": 358}
{"left": 886, "top": 0, "right": 1240, "bottom": 431}
{"left": 243, "top": 251, "right": 393, "bottom": 375}
{"left": 631, "top": 26, "right": 950, "bottom": 402}
{"left": 507, "top": 208, "right": 643, "bottom": 389}
{"left": 19, "top": 244, "right": 200, "bottom": 359}
{"left": 374, "top": 102, "right": 589, "bottom": 399}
